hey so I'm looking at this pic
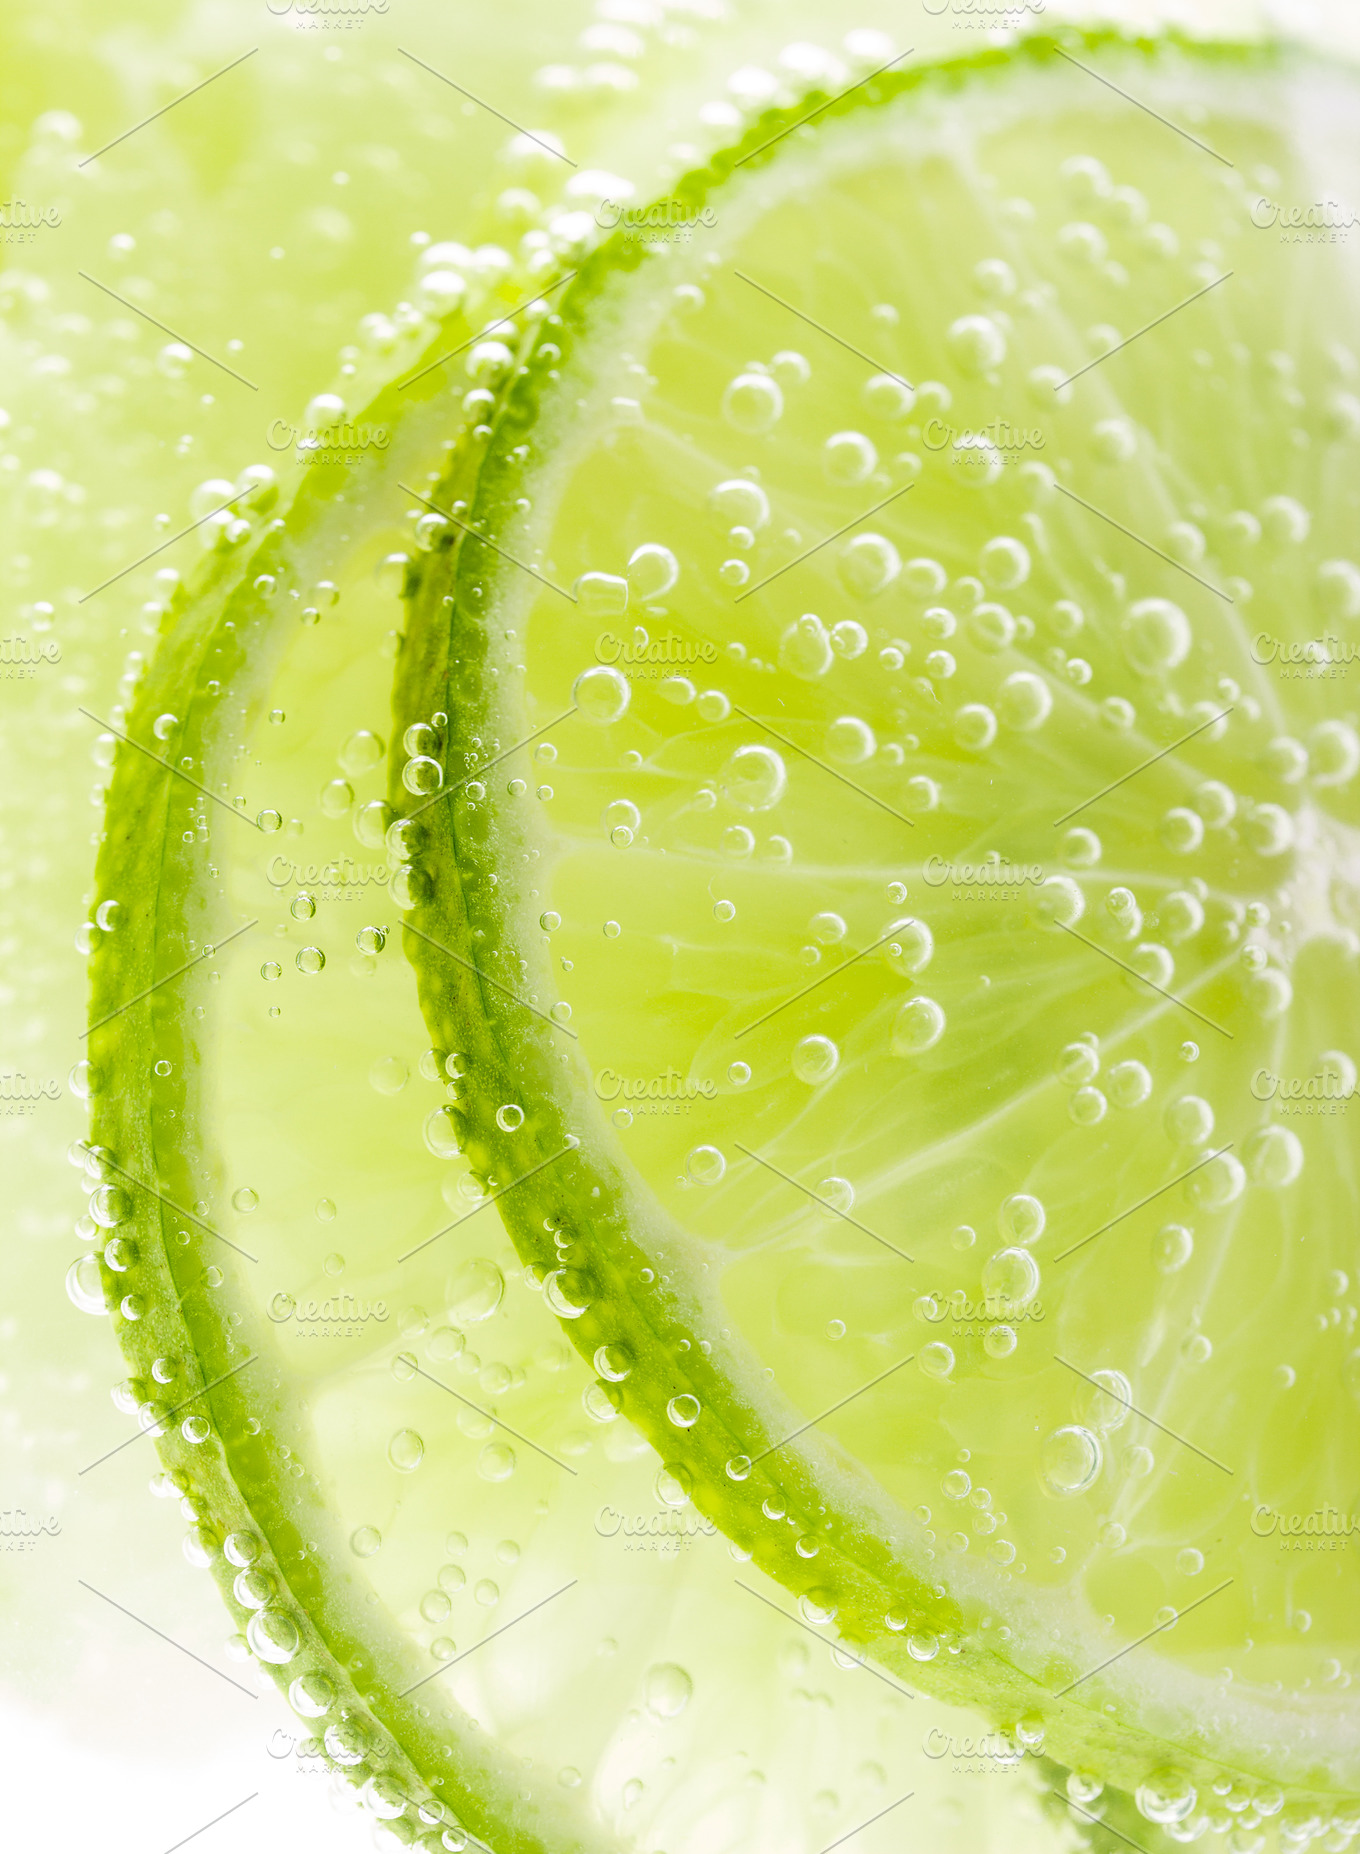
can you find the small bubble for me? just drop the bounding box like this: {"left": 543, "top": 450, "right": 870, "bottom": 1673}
{"left": 351, "top": 1526, "right": 381, "bottom": 1558}
{"left": 667, "top": 1394, "right": 701, "bottom": 1428}
{"left": 792, "top": 1035, "right": 839, "bottom": 1085}
{"left": 231, "top": 1187, "right": 259, "bottom": 1214}
{"left": 388, "top": 1429, "right": 425, "bottom": 1473}
{"left": 685, "top": 1144, "right": 726, "bottom": 1184}
{"left": 296, "top": 947, "right": 325, "bottom": 975}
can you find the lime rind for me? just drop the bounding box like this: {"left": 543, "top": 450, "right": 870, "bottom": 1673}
{"left": 83, "top": 293, "right": 628, "bottom": 1852}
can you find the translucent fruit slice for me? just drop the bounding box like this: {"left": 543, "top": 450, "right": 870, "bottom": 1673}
{"left": 78, "top": 217, "right": 1081, "bottom": 1854}
{"left": 390, "top": 30, "right": 1360, "bottom": 1834}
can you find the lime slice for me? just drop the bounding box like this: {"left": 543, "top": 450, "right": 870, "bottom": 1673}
{"left": 389, "top": 30, "right": 1360, "bottom": 1832}
{"left": 76, "top": 196, "right": 1093, "bottom": 1854}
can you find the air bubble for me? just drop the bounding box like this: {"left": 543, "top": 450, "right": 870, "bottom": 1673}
{"left": 387, "top": 1429, "right": 425, "bottom": 1473}
{"left": 792, "top": 1036, "right": 839, "bottom": 1084}
{"left": 722, "top": 371, "right": 783, "bottom": 434}
{"left": 1041, "top": 1425, "right": 1102, "bottom": 1496}
{"left": 572, "top": 665, "right": 630, "bottom": 723}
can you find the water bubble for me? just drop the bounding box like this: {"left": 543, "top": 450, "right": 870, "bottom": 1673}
{"left": 823, "top": 431, "right": 877, "bottom": 485}
{"left": 1156, "top": 1224, "right": 1194, "bottom": 1272}
{"left": 290, "top": 893, "right": 316, "bottom": 922}
{"left": 792, "top": 1035, "right": 839, "bottom": 1085}
{"left": 825, "top": 716, "right": 875, "bottom": 764}
{"left": 543, "top": 1267, "right": 592, "bottom": 1319}
{"left": 997, "top": 672, "right": 1052, "bottom": 731}
{"left": 1245, "top": 1119, "right": 1311, "bottom": 1179}
{"left": 387, "top": 1429, "right": 425, "bottom": 1473}
{"left": 998, "top": 1194, "right": 1045, "bottom": 1245}
{"left": 708, "top": 478, "right": 769, "bottom": 529}
{"left": 319, "top": 779, "right": 353, "bottom": 818}
{"left": 66, "top": 1254, "right": 109, "bottom": 1316}
{"left": 1123, "top": 598, "right": 1191, "bottom": 673}
{"left": 479, "top": 1444, "right": 516, "bottom": 1482}
{"left": 727, "top": 1061, "right": 751, "bottom": 1087}
{"left": 626, "top": 544, "right": 679, "bottom": 600}
{"left": 1136, "top": 1773, "right": 1198, "bottom": 1826}
{"left": 713, "top": 898, "right": 736, "bottom": 923}
{"left": 1058, "top": 1041, "right": 1099, "bottom": 1087}
{"left": 1185, "top": 1150, "right": 1246, "bottom": 1211}
{"left": 1080, "top": 1370, "right": 1132, "bottom": 1432}
{"left": 979, "top": 536, "right": 1031, "bottom": 590}
{"left": 984, "top": 1326, "right": 1017, "bottom": 1359}
{"left": 839, "top": 531, "right": 900, "bottom": 597}
{"left": 947, "top": 315, "right": 1006, "bottom": 373}
{"left": 862, "top": 373, "right": 915, "bottom": 419}
{"left": 1164, "top": 1095, "right": 1214, "bottom": 1146}
{"left": 295, "top": 947, "right": 325, "bottom": 975}
{"left": 643, "top": 1662, "right": 693, "bottom": 1717}
{"left": 982, "top": 1247, "right": 1040, "bottom": 1309}
{"left": 721, "top": 743, "right": 786, "bottom": 811}
{"left": 892, "top": 996, "right": 945, "bottom": 1054}
{"left": 496, "top": 1104, "right": 525, "bottom": 1133}
{"left": 1041, "top": 1425, "right": 1102, "bottom": 1496}
{"left": 356, "top": 925, "right": 387, "bottom": 955}
{"left": 449, "top": 1258, "right": 505, "bottom": 1323}
{"left": 685, "top": 1145, "right": 726, "bottom": 1185}
{"left": 831, "top": 620, "right": 869, "bottom": 661}
{"left": 403, "top": 755, "right": 443, "bottom": 795}
{"left": 779, "top": 613, "right": 833, "bottom": 680}
{"left": 667, "top": 1394, "right": 701, "bottom": 1428}
{"left": 1108, "top": 1061, "right": 1152, "bottom": 1108}
{"left": 920, "top": 1341, "right": 954, "bottom": 1379}
{"left": 722, "top": 371, "right": 783, "bottom": 434}
{"left": 1316, "top": 558, "right": 1360, "bottom": 621}
{"left": 247, "top": 1606, "right": 300, "bottom": 1664}
{"left": 91, "top": 1184, "right": 132, "bottom": 1228}
{"left": 573, "top": 665, "right": 630, "bottom": 723}
{"left": 350, "top": 1526, "right": 381, "bottom": 1558}
{"left": 953, "top": 704, "right": 997, "bottom": 752}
